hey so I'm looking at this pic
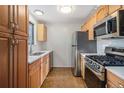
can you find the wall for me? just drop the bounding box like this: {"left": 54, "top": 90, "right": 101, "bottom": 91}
{"left": 97, "top": 38, "right": 124, "bottom": 54}
{"left": 46, "top": 23, "right": 81, "bottom": 67}
{"left": 29, "top": 14, "right": 46, "bottom": 53}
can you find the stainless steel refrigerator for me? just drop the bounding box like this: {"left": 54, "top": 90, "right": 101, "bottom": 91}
{"left": 71, "top": 31, "right": 97, "bottom": 76}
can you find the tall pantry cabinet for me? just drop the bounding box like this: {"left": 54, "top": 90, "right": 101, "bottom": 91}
{"left": 0, "top": 5, "right": 28, "bottom": 88}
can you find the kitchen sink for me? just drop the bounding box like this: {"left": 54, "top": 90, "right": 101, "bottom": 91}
{"left": 31, "top": 52, "right": 46, "bottom": 56}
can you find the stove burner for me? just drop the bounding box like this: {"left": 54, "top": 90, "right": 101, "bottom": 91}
{"left": 86, "top": 55, "right": 124, "bottom": 66}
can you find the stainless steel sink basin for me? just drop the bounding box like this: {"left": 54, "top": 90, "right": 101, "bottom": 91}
{"left": 31, "top": 52, "right": 45, "bottom": 56}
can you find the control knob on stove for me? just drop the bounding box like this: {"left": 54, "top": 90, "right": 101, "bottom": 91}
{"left": 96, "top": 65, "right": 100, "bottom": 69}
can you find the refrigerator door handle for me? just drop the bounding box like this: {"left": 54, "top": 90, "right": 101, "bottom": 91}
{"left": 72, "top": 45, "right": 79, "bottom": 47}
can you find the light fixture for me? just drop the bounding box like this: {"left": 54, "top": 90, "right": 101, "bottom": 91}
{"left": 58, "top": 6, "right": 73, "bottom": 14}
{"left": 34, "top": 10, "right": 44, "bottom": 16}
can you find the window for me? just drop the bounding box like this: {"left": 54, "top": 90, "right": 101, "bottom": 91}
{"left": 28, "top": 22, "right": 34, "bottom": 45}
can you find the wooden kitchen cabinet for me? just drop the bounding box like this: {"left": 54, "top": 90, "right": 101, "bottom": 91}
{"left": 0, "top": 5, "right": 13, "bottom": 34}
{"left": 96, "top": 5, "right": 109, "bottom": 22}
{"left": 13, "top": 35, "right": 28, "bottom": 88}
{"left": 0, "top": 5, "right": 28, "bottom": 88}
{"left": 29, "top": 59, "right": 41, "bottom": 88}
{"left": 108, "top": 5, "right": 122, "bottom": 15}
{"left": 13, "top": 5, "right": 28, "bottom": 36}
{"left": 0, "top": 33, "right": 13, "bottom": 88}
{"left": 44, "top": 55, "right": 50, "bottom": 76}
{"left": 81, "top": 14, "right": 96, "bottom": 40}
{"left": 29, "top": 54, "right": 50, "bottom": 88}
{"left": 81, "top": 23, "right": 88, "bottom": 32}
{"left": 37, "top": 24, "right": 47, "bottom": 42}
{"left": 106, "top": 70, "right": 124, "bottom": 88}
{"left": 88, "top": 14, "right": 96, "bottom": 40}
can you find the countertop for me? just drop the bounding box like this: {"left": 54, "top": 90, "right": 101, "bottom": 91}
{"left": 105, "top": 66, "right": 124, "bottom": 80}
{"left": 28, "top": 50, "right": 52, "bottom": 64}
{"left": 80, "top": 53, "right": 100, "bottom": 57}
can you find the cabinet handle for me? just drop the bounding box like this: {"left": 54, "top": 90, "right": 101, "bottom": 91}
{"left": 14, "top": 23, "right": 19, "bottom": 31}
{"left": 15, "top": 39, "right": 19, "bottom": 45}
{"left": 10, "top": 38, "right": 15, "bottom": 47}
{"left": 9, "top": 22, "right": 15, "bottom": 30}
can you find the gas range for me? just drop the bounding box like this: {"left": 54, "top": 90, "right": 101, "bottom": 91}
{"left": 84, "top": 47, "right": 124, "bottom": 88}
{"left": 85, "top": 47, "right": 124, "bottom": 73}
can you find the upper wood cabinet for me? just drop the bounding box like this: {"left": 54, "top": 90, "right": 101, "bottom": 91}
{"left": 96, "top": 5, "right": 109, "bottom": 22}
{"left": 108, "top": 5, "right": 122, "bottom": 15}
{"left": 13, "top": 5, "right": 28, "bottom": 36}
{"left": 87, "top": 14, "right": 96, "bottom": 40}
{"left": 81, "top": 23, "right": 88, "bottom": 32}
{"left": 37, "top": 24, "right": 47, "bottom": 42}
{"left": 81, "top": 14, "right": 96, "bottom": 40}
{"left": 0, "top": 6, "right": 13, "bottom": 34}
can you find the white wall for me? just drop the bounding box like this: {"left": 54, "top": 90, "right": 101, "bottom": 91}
{"left": 97, "top": 38, "right": 124, "bottom": 54}
{"left": 46, "top": 23, "right": 81, "bottom": 67}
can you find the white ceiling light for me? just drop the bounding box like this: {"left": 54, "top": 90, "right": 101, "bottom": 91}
{"left": 58, "top": 6, "right": 73, "bottom": 14}
{"left": 34, "top": 10, "right": 44, "bottom": 16}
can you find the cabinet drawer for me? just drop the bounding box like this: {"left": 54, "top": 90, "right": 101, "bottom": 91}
{"left": 107, "top": 71, "right": 124, "bottom": 88}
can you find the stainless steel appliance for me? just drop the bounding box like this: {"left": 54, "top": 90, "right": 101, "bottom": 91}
{"left": 94, "top": 10, "right": 124, "bottom": 39}
{"left": 85, "top": 47, "right": 124, "bottom": 88}
{"left": 71, "top": 31, "right": 97, "bottom": 76}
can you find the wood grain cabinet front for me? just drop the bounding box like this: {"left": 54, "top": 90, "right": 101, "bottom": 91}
{"left": 108, "top": 5, "right": 122, "bottom": 15}
{"left": 0, "top": 33, "right": 12, "bottom": 88}
{"left": 96, "top": 5, "right": 109, "bottom": 22}
{"left": 37, "top": 24, "right": 47, "bottom": 42}
{"left": 0, "top": 5, "right": 13, "bottom": 34}
{"left": 106, "top": 70, "right": 124, "bottom": 88}
{"left": 29, "top": 59, "right": 41, "bottom": 88}
{"left": 0, "top": 5, "right": 28, "bottom": 88}
{"left": 28, "top": 54, "right": 50, "bottom": 88}
{"left": 13, "top": 5, "right": 28, "bottom": 36}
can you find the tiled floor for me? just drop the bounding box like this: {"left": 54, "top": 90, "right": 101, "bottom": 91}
{"left": 41, "top": 68, "right": 86, "bottom": 88}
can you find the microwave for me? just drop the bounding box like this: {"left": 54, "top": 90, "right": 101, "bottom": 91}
{"left": 94, "top": 10, "right": 124, "bottom": 39}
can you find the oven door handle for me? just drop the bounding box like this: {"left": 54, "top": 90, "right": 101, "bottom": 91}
{"left": 85, "top": 64, "right": 104, "bottom": 81}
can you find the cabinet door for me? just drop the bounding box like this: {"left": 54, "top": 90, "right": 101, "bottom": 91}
{"left": 13, "top": 35, "right": 28, "bottom": 88}
{"left": 0, "top": 33, "right": 13, "bottom": 88}
{"left": 0, "top": 5, "right": 13, "bottom": 34}
{"left": 13, "top": 5, "right": 28, "bottom": 36}
{"left": 37, "top": 24, "right": 47, "bottom": 41}
{"left": 41, "top": 59, "right": 44, "bottom": 85}
{"left": 96, "top": 5, "right": 109, "bottom": 22}
{"left": 108, "top": 5, "right": 122, "bottom": 15}
{"left": 88, "top": 14, "right": 96, "bottom": 40}
{"left": 46, "top": 55, "right": 49, "bottom": 75}
{"left": 29, "top": 60, "right": 41, "bottom": 88}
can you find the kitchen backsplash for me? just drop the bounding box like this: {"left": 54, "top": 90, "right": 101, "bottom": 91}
{"left": 97, "top": 39, "right": 124, "bottom": 54}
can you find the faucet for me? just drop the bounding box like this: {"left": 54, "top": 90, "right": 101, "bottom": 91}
{"left": 30, "top": 44, "right": 33, "bottom": 55}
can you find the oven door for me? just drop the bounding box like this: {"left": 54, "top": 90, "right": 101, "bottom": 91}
{"left": 85, "top": 64, "right": 105, "bottom": 88}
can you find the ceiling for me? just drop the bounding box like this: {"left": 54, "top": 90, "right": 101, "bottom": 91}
{"left": 29, "top": 5, "right": 97, "bottom": 24}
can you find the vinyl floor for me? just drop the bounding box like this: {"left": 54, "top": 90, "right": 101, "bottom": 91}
{"left": 41, "top": 67, "right": 86, "bottom": 88}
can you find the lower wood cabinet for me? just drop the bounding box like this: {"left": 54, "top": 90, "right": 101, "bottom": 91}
{"left": 29, "top": 59, "right": 41, "bottom": 88}
{"left": 106, "top": 70, "right": 124, "bottom": 88}
{"left": 28, "top": 54, "right": 50, "bottom": 88}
